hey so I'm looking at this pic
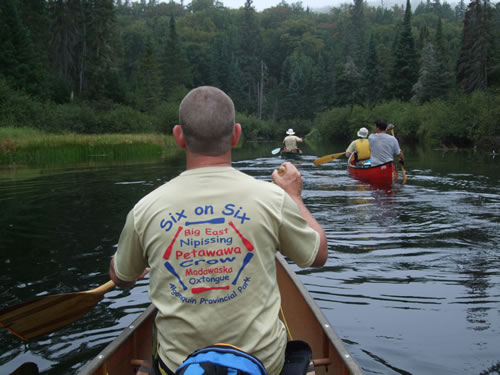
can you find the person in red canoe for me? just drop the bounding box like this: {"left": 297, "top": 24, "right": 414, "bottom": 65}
{"left": 368, "top": 119, "right": 404, "bottom": 167}
{"left": 345, "top": 127, "right": 371, "bottom": 166}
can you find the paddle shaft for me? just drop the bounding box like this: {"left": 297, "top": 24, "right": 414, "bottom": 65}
{"left": 391, "top": 128, "right": 407, "bottom": 184}
{"left": 0, "top": 280, "right": 115, "bottom": 341}
{"left": 313, "top": 152, "right": 345, "bottom": 166}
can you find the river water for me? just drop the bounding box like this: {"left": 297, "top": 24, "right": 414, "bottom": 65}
{"left": 0, "top": 142, "right": 499, "bottom": 374}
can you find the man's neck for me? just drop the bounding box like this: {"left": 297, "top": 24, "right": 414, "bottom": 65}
{"left": 185, "top": 150, "right": 232, "bottom": 170}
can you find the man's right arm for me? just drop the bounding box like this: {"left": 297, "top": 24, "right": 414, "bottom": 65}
{"left": 272, "top": 162, "right": 327, "bottom": 267}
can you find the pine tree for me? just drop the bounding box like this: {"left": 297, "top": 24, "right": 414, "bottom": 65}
{"left": 135, "top": 37, "right": 162, "bottom": 111}
{"left": 390, "top": 0, "right": 419, "bottom": 101}
{"left": 412, "top": 41, "right": 451, "bottom": 102}
{"left": 310, "top": 53, "right": 330, "bottom": 112}
{"left": 456, "top": 0, "right": 497, "bottom": 93}
{"left": 0, "top": 0, "right": 44, "bottom": 96}
{"left": 85, "top": 0, "right": 117, "bottom": 100}
{"left": 350, "top": 0, "right": 366, "bottom": 67}
{"left": 48, "top": 0, "right": 79, "bottom": 96}
{"left": 159, "top": 14, "right": 191, "bottom": 99}
{"left": 209, "top": 33, "right": 232, "bottom": 93}
{"left": 237, "top": 0, "right": 261, "bottom": 112}
{"left": 363, "top": 33, "right": 383, "bottom": 106}
{"left": 227, "top": 55, "right": 248, "bottom": 111}
{"left": 334, "top": 57, "right": 362, "bottom": 107}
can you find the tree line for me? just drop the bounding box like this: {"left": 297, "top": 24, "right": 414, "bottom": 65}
{"left": 1, "top": 0, "right": 499, "bottom": 148}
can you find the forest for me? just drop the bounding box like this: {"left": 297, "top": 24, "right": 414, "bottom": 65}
{"left": 1, "top": 0, "right": 499, "bottom": 149}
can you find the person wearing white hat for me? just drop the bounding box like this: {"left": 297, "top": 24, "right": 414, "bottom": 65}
{"left": 282, "top": 128, "right": 303, "bottom": 153}
{"left": 345, "top": 127, "right": 371, "bottom": 163}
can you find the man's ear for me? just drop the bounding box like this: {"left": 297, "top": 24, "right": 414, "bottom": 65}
{"left": 173, "top": 125, "right": 186, "bottom": 149}
{"left": 232, "top": 123, "right": 242, "bottom": 147}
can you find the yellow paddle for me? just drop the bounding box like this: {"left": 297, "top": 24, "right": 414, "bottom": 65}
{"left": 313, "top": 152, "right": 346, "bottom": 166}
{"left": 0, "top": 280, "right": 115, "bottom": 341}
{"left": 390, "top": 126, "right": 407, "bottom": 184}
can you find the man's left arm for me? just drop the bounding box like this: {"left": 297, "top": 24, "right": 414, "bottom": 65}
{"left": 110, "top": 209, "right": 149, "bottom": 289}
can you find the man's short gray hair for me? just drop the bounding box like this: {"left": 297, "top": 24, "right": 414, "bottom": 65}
{"left": 179, "top": 86, "right": 235, "bottom": 155}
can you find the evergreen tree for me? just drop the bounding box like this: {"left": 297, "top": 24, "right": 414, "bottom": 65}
{"left": 457, "top": 0, "right": 496, "bottom": 92}
{"left": 227, "top": 55, "right": 248, "bottom": 111}
{"left": 0, "top": 0, "right": 44, "bottom": 96}
{"left": 135, "top": 37, "right": 162, "bottom": 111}
{"left": 350, "top": 0, "right": 366, "bottom": 67}
{"left": 48, "top": 0, "right": 80, "bottom": 96}
{"left": 412, "top": 41, "right": 451, "bottom": 102}
{"left": 363, "top": 33, "right": 383, "bottom": 106}
{"left": 159, "top": 14, "right": 192, "bottom": 98}
{"left": 390, "top": 0, "right": 419, "bottom": 101}
{"left": 334, "top": 57, "right": 362, "bottom": 107}
{"left": 455, "top": 0, "right": 467, "bottom": 22}
{"left": 280, "top": 51, "right": 314, "bottom": 119}
{"left": 85, "top": 0, "right": 118, "bottom": 100}
{"left": 310, "top": 53, "right": 330, "bottom": 112}
{"left": 209, "top": 33, "right": 232, "bottom": 93}
{"left": 237, "top": 0, "right": 261, "bottom": 112}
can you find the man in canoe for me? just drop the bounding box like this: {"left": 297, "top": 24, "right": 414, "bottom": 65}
{"left": 368, "top": 119, "right": 405, "bottom": 167}
{"left": 282, "top": 128, "right": 303, "bottom": 153}
{"left": 109, "top": 86, "right": 327, "bottom": 375}
{"left": 345, "top": 127, "right": 370, "bottom": 164}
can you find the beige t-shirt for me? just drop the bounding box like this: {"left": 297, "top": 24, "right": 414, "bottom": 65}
{"left": 283, "top": 135, "right": 301, "bottom": 150}
{"left": 113, "top": 167, "right": 320, "bottom": 375}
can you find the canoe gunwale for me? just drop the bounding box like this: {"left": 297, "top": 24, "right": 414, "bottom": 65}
{"left": 275, "top": 254, "right": 363, "bottom": 375}
{"left": 78, "top": 304, "right": 156, "bottom": 374}
{"left": 79, "top": 255, "right": 363, "bottom": 375}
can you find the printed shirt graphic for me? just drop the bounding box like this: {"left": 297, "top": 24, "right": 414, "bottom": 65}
{"left": 113, "top": 167, "right": 320, "bottom": 375}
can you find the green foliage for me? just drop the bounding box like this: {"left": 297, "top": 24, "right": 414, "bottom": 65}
{"left": 101, "top": 104, "right": 155, "bottom": 133}
{"left": 236, "top": 113, "right": 277, "bottom": 139}
{"left": 314, "top": 106, "right": 355, "bottom": 142}
{"left": 456, "top": 0, "right": 497, "bottom": 93}
{"left": 390, "top": 0, "right": 419, "bottom": 101}
{"left": 0, "top": 0, "right": 498, "bottom": 149}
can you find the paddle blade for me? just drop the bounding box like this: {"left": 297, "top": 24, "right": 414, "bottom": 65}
{"left": 271, "top": 148, "right": 281, "bottom": 155}
{"left": 313, "top": 152, "right": 345, "bottom": 166}
{"left": 401, "top": 165, "right": 407, "bottom": 184}
{"left": 0, "top": 280, "right": 114, "bottom": 341}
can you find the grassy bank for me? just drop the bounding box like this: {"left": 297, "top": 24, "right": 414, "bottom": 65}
{"left": 0, "top": 127, "right": 178, "bottom": 167}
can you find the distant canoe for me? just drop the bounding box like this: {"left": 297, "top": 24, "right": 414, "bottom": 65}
{"left": 280, "top": 150, "right": 303, "bottom": 159}
{"left": 347, "top": 157, "right": 398, "bottom": 186}
{"left": 79, "top": 254, "right": 363, "bottom": 375}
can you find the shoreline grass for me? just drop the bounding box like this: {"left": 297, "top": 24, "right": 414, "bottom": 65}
{"left": 0, "top": 127, "right": 180, "bottom": 167}
{"left": 0, "top": 127, "right": 175, "bottom": 153}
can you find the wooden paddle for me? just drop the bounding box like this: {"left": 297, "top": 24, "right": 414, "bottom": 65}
{"left": 0, "top": 280, "right": 115, "bottom": 341}
{"left": 313, "top": 152, "right": 345, "bottom": 166}
{"left": 390, "top": 126, "right": 407, "bottom": 184}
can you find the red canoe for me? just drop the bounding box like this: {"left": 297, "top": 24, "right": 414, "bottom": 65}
{"left": 347, "top": 157, "right": 398, "bottom": 186}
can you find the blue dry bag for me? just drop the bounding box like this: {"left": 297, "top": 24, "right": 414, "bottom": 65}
{"left": 175, "top": 344, "right": 268, "bottom": 375}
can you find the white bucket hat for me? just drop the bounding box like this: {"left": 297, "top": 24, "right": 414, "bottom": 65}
{"left": 286, "top": 128, "right": 295, "bottom": 135}
{"left": 357, "top": 127, "right": 369, "bottom": 138}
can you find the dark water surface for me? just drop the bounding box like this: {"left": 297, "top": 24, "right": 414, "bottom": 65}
{"left": 1, "top": 143, "right": 499, "bottom": 374}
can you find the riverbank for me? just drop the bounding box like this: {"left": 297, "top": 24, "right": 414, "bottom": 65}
{"left": 0, "top": 127, "right": 177, "bottom": 167}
